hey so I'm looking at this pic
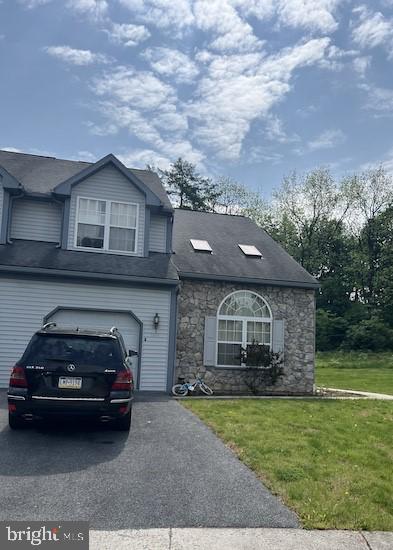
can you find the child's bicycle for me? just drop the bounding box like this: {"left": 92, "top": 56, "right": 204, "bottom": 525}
{"left": 171, "top": 376, "right": 213, "bottom": 397}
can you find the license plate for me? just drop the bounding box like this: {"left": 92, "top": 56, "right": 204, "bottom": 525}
{"left": 58, "top": 377, "right": 82, "bottom": 389}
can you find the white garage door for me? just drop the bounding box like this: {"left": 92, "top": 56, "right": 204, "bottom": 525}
{"left": 46, "top": 309, "right": 140, "bottom": 385}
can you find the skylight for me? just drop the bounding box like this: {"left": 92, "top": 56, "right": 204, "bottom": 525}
{"left": 238, "top": 244, "right": 262, "bottom": 257}
{"left": 190, "top": 239, "right": 212, "bottom": 253}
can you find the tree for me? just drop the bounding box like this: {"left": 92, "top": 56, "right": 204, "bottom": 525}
{"left": 342, "top": 167, "right": 393, "bottom": 305}
{"left": 159, "top": 158, "right": 221, "bottom": 211}
{"left": 373, "top": 206, "right": 393, "bottom": 326}
{"left": 272, "top": 168, "right": 350, "bottom": 274}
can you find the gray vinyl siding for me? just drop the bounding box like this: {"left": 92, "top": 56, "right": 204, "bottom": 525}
{"left": 0, "top": 276, "right": 171, "bottom": 390}
{"left": 68, "top": 165, "right": 145, "bottom": 256}
{"left": 149, "top": 214, "right": 167, "bottom": 252}
{"left": 10, "top": 199, "right": 62, "bottom": 243}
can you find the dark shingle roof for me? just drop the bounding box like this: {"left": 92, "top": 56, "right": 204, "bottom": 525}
{"left": 0, "top": 150, "right": 172, "bottom": 210}
{"left": 0, "top": 240, "right": 178, "bottom": 284}
{"left": 172, "top": 209, "right": 319, "bottom": 288}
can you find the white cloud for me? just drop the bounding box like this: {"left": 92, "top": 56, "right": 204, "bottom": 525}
{"left": 18, "top": 0, "right": 108, "bottom": 18}
{"left": 317, "top": 44, "right": 358, "bottom": 71}
{"left": 352, "top": 6, "right": 393, "bottom": 49}
{"left": 1, "top": 147, "right": 23, "bottom": 153}
{"left": 188, "top": 38, "right": 330, "bottom": 159}
{"left": 143, "top": 48, "right": 199, "bottom": 83}
{"left": 119, "top": 0, "right": 194, "bottom": 34}
{"left": 359, "top": 83, "right": 393, "bottom": 114}
{"left": 308, "top": 129, "right": 346, "bottom": 151}
{"left": 92, "top": 66, "right": 175, "bottom": 109}
{"left": 75, "top": 150, "right": 97, "bottom": 162}
{"left": 193, "top": 0, "right": 262, "bottom": 53}
{"left": 17, "top": 0, "right": 52, "bottom": 7}
{"left": 353, "top": 55, "right": 371, "bottom": 78}
{"left": 45, "top": 45, "right": 111, "bottom": 65}
{"left": 66, "top": 0, "right": 108, "bottom": 19}
{"left": 276, "top": 0, "right": 342, "bottom": 33}
{"left": 106, "top": 23, "right": 150, "bottom": 47}
{"left": 117, "top": 149, "right": 172, "bottom": 170}
{"left": 90, "top": 66, "right": 205, "bottom": 166}
{"left": 264, "top": 115, "right": 299, "bottom": 144}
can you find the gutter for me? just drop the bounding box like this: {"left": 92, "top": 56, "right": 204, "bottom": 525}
{"left": 178, "top": 271, "right": 320, "bottom": 290}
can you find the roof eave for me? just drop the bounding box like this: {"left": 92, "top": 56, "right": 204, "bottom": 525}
{"left": 0, "top": 264, "right": 179, "bottom": 286}
{"left": 178, "top": 271, "right": 320, "bottom": 289}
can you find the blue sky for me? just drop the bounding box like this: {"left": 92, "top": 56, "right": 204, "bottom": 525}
{"left": 1, "top": 0, "right": 393, "bottom": 196}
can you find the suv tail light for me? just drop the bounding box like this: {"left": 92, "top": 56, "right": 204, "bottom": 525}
{"left": 9, "top": 366, "right": 28, "bottom": 388}
{"left": 111, "top": 369, "right": 133, "bottom": 391}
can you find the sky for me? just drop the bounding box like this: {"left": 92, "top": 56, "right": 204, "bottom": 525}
{"left": 1, "top": 1, "right": 393, "bottom": 196}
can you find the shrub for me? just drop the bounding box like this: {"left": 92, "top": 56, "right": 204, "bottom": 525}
{"left": 316, "top": 309, "right": 348, "bottom": 351}
{"left": 342, "top": 317, "right": 393, "bottom": 351}
{"left": 242, "top": 344, "right": 284, "bottom": 394}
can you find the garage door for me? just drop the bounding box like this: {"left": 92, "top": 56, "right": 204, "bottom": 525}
{"left": 46, "top": 309, "right": 140, "bottom": 386}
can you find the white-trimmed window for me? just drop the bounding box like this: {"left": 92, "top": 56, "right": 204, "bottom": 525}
{"left": 217, "top": 291, "right": 272, "bottom": 367}
{"left": 75, "top": 197, "right": 138, "bottom": 253}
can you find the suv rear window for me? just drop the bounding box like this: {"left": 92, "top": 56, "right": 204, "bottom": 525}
{"left": 22, "top": 334, "right": 121, "bottom": 368}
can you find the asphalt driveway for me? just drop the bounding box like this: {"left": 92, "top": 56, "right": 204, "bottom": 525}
{"left": 0, "top": 391, "right": 298, "bottom": 529}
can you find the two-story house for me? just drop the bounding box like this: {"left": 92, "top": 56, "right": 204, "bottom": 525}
{"left": 0, "top": 150, "right": 319, "bottom": 394}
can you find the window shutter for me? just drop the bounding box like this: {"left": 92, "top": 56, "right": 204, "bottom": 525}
{"left": 204, "top": 316, "right": 217, "bottom": 367}
{"left": 272, "top": 319, "right": 285, "bottom": 354}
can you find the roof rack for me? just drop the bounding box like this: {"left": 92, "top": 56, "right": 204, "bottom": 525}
{"left": 42, "top": 322, "right": 57, "bottom": 330}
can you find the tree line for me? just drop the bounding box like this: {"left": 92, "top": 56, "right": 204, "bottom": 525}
{"left": 156, "top": 158, "right": 393, "bottom": 352}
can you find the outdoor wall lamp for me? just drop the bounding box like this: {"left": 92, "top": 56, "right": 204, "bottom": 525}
{"left": 153, "top": 313, "right": 160, "bottom": 330}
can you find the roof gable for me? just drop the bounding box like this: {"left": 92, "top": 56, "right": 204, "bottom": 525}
{"left": 0, "top": 150, "right": 173, "bottom": 211}
{"left": 53, "top": 154, "right": 162, "bottom": 207}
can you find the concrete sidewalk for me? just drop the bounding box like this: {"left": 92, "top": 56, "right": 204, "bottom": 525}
{"left": 90, "top": 528, "right": 393, "bottom": 549}
{"left": 325, "top": 388, "right": 393, "bottom": 400}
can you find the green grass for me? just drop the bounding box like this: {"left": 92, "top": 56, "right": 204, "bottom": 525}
{"left": 183, "top": 399, "right": 393, "bottom": 530}
{"left": 316, "top": 352, "right": 393, "bottom": 395}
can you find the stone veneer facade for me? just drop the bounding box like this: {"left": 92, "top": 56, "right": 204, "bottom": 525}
{"left": 175, "top": 280, "right": 316, "bottom": 395}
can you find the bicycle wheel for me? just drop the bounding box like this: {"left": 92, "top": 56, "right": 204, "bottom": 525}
{"left": 172, "top": 384, "right": 189, "bottom": 397}
{"left": 199, "top": 383, "right": 213, "bottom": 396}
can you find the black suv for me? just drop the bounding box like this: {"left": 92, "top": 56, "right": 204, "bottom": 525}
{"left": 8, "top": 324, "right": 135, "bottom": 431}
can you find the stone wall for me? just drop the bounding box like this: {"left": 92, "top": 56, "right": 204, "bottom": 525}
{"left": 175, "top": 280, "right": 316, "bottom": 395}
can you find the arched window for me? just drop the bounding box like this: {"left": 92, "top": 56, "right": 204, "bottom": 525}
{"left": 217, "top": 291, "right": 272, "bottom": 367}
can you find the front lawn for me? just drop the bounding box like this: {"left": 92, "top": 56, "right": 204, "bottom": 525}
{"left": 183, "top": 399, "right": 393, "bottom": 530}
{"left": 316, "top": 352, "right": 393, "bottom": 395}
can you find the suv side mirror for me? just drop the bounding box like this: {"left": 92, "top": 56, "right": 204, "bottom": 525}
{"left": 128, "top": 349, "right": 138, "bottom": 357}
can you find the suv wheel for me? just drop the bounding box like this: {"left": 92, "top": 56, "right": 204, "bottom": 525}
{"left": 9, "top": 413, "right": 28, "bottom": 430}
{"left": 113, "top": 406, "right": 132, "bottom": 431}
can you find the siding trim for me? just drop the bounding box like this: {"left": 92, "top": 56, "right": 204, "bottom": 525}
{"left": 61, "top": 198, "right": 70, "bottom": 249}
{"left": 144, "top": 208, "right": 151, "bottom": 257}
{"left": 0, "top": 191, "right": 10, "bottom": 244}
{"left": 43, "top": 305, "right": 143, "bottom": 390}
{"left": 166, "top": 215, "right": 173, "bottom": 253}
{"left": 166, "top": 287, "right": 178, "bottom": 392}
